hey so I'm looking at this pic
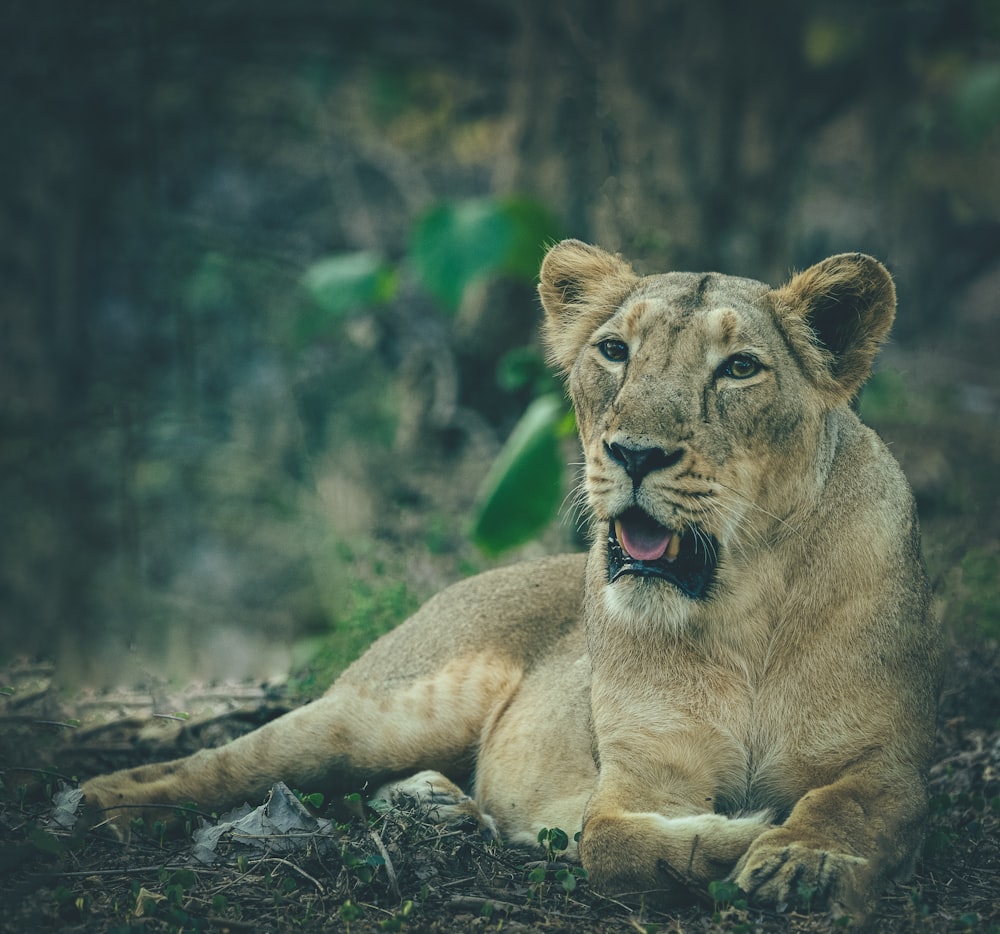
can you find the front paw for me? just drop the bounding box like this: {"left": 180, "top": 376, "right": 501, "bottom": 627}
{"left": 581, "top": 810, "right": 773, "bottom": 907}
{"left": 733, "top": 835, "right": 871, "bottom": 913}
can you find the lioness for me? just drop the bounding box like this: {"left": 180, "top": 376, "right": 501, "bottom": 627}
{"left": 82, "top": 240, "right": 941, "bottom": 914}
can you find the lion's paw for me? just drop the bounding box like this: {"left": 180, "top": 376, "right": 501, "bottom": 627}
{"left": 370, "top": 770, "right": 498, "bottom": 839}
{"left": 733, "top": 838, "right": 870, "bottom": 913}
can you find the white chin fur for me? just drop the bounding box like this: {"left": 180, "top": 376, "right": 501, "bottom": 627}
{"left": 602, "top": 578, "right": 691, "bottom": 636}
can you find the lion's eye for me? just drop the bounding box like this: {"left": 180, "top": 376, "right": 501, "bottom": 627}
{"left": 597, "top": 339, "right": 629, "bottom": 363}
{"left": 720, "top": 353, "right": 762, "bottom": 380}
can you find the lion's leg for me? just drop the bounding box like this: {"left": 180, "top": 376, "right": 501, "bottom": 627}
{"left": 473, "top": 634, "right": 596, "bottom": 853}
{"left": 81, "top": 650, "right": 522, "bottom": 836}
{"left": 580, "top": 799, "right": 772, "bottom": 904}
{"left": 575, "top": 705, "right": 773, "bottom": 905}
{"left": 732, "top": 760, "right": 928, "bottom": 914}
{"left": 80, "top": 555, "right": 585, "bottom": 837}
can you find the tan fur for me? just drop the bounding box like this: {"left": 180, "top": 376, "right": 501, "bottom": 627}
{"left": 82, "top": 241, "right": 940, "bottom": 916}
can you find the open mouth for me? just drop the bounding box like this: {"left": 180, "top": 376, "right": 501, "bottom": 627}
{"left": 607, "top": 507, "right": 718, "bottom": 600}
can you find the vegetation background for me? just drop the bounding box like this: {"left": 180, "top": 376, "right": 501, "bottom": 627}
{"left": 0, "top": 1, "right": 998, "bottom": 930}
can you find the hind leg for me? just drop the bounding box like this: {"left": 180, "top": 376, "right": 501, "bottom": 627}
{"left": 81, "top": 651, "right": 521, "bottom": 835}
{"left": 80, "top": 555, "right": 586, "bottom": 836}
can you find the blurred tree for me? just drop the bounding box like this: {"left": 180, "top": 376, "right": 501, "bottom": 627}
{"left": 1, "top": 0, "right": 997, "bottom": 680}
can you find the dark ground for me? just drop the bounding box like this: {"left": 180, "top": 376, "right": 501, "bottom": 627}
{"left": 0, "top": 591, "right": 998, "bottom": 933}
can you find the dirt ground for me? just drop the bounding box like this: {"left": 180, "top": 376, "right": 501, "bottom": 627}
{"left": 0, "top": 629, "right": 998, "bottom": 933}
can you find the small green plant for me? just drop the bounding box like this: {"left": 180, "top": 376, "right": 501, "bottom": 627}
{"left": 293, "top": 789, "right": 325, "bottom": 810}
{"left": 341, "top": 844, "right": 384, "bottom": 885}
{"left": 795, "top": 880, "right": 817, "bottom": 913}
{"left": 536, "top": 825, "right": 570, "bottom": 861}
{"left": 707, "top": 878, "right": 751, "bottom": 929}
{"left": 526, "top": 864, "right": 549, "bottom": 906}
{"left": 526, "top": 828, "right": 586, "bottom": 906}
{"left": 379, "top": 899, "right": 413, "bottom": 931}
{"left": 907, "top": 886, "right": 932, "bottom": 924}
{"left": 339, "top": 899, "right": 363, "bottom": 933}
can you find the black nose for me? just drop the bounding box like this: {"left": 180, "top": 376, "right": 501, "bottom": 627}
{"left": 605, "top": 441, "right": 683, "bottom": 484}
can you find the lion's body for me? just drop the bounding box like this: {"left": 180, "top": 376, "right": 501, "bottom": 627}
{"left": 82, "top": 241, "right": 940, "bottom": 914}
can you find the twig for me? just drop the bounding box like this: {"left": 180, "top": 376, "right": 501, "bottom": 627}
{"left": 254, "top": 856, "right": 325, "bottom": 894}
{"left": 369, "top": 828, "right": 400, "bottom": 901}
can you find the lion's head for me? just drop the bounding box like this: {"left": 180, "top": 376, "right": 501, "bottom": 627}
{"left": 538, "top": 240, "right": 896, "bottom": 610}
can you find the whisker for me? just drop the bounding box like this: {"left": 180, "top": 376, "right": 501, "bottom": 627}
{"left": 714, "top": 481, "right": 805, "bottom": 542}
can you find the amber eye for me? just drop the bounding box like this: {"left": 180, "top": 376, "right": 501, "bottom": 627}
{"left": 597, "top": 339, "right": 629, "bottom": 363}
{"left": 721, "top": 353, "right": 762, "bottom": 379}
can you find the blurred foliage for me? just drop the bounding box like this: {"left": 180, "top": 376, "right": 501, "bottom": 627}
{"left": 2, "top": 0, "right": 1000, "bottom": 680}
{"left": 302, "top": 196, "right": 562, "bottom": 321}
{"left": 301, "top": 195, "right": 566, "bottom": 556}
{"left": 301, "top": 252, "right": 399, "bottom": 325}
{"left": 954, "top": 62, "right": 1000, "bottom": 145}
{"left": 470, "top": 395, "right": 572, "bottom": 556}
{"left": 289, "top": 575, "right": 420, "bottom": 700}
{"left": 955, "top": 547, "right": 1000, "bottom": 641}
{"left": 858, "top": 370, "right": 919, "bottom": 424}
{"left": 410, "top": 198, "right": 559, "bottom": 311}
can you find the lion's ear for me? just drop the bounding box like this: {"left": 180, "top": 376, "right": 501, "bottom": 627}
{"left": 538, "top": 239, "right": 639, "bottom": 375}
{"left": 771, "top": 253, "right": 896, "bottom": 403}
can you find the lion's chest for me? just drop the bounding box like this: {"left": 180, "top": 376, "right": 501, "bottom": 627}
{"left": 590, "top": 643, "right": 825, "bottom": 819}
{"left": 696, "top": 663, "right": 854, "bottom": 819}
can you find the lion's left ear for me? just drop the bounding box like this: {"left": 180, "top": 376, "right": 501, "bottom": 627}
{"left": 770, "top": 253, "right": 896, "bottom": 403}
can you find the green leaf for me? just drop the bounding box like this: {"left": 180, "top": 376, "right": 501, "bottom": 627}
{"left": 527, "top": 866, "right": 548, "bottom": 884}
{"left": 470, "top": 395, "right": 565, "bottom": 555}
{"left": 707, "top": 879, "right": 740, "bottom": 905}
{"left": 340, "top": 900, "right": 363, "bottom": 922}
{"left": 497, "top": 197, "right": 562, "bottom": 281}
{"left": 302, "top": 791, "right": 325, "bottom": 809}
{"left": 411, "top": 200, "right": 511, "bottom": 310}
{"left": 169, "top": 869, "right": 197, "bottom": 890}
{"left": 556, "top": 868, "right": 577, "bottom": 893}
{"left": 302, "top": 251, "right": 398, "bottom": 319}
{"left": 410, "top": 197, "right": 562, "bottom": 311}
{"left": 546, "top": 827, "right": 569, "bottom": 853}
{"left": 922, "top": 828, "right": 953, "bottom": 857}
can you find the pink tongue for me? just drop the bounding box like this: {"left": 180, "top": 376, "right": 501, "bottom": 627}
{"left": 616, "top": 515, "right": 672, "bottom": 562}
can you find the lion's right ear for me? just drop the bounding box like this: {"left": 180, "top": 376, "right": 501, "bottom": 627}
{"left": 538, "top": 240, "right": 639, "bottom": 375}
